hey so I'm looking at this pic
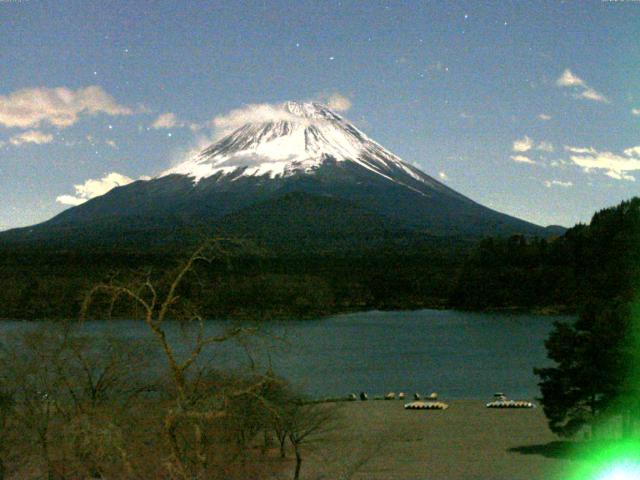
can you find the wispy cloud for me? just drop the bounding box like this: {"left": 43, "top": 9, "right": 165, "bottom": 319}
{"left": 9, "top": 130, "right": 53, "bottom": 146}
{"left": 56, "top": 172, "right": 134, "bottom": 206}
{"left": 211, "top": 103, "right": 300, "bottom": 137}
{"left": 0, "top": 86, "right": 133, "bottom": 129}
{"left": 149, "top": 112, "right": 199, "bottom": 131}
{"left": 513, "top": 136, "right": 554, "bottom": 154}
{"left": 151, "top": 112, "right": 181, "bottom": 129}
{"left": 556, "top": 69, "right": 608, "bottom": 103}
{"left": 623, "top": 146, "right": 640, "bottom": 157}
{"left": 565, "top": 145, "right": 640, "bottom": 181}
{"left": 537, "top": 141, "right": 555, "bottom": 153}
{"left": 211, "top": 93, "right": 353, "bottom": 138}
{"left": 578, "top": 88, "right": 608, "bottom": 103}
{"left": 556, "top": 69, "right": 586, "bottom": 88}
{"left": 319, "top": 92, "right": 352, "bottom": 112}
{"left": 510, "top": 155, "right": 536, "bottom": 164}
{"left": 538, "top": 113, "right": 552, "bottom": 121}
{"left": 544, "top": 179, "right": 573, "bottom": 188}
{"left": 513, "top": 135, "right": 534, "bottom": 152}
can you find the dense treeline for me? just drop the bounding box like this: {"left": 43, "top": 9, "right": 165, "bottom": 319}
{"left": 449, "top": 234, "right": 578, "bottom": 311}
{"left": 0, "top": 241, "right": 467, "bottom": 321}
{"left": 3, "top": 197, "right": 640, "bottom": 321}
{"left": 451, "top": 197, "right": 640, "bottom": 312}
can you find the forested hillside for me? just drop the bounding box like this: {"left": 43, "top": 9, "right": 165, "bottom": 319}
{"left": 451, "top": 197, "right": 640, "bottom": 311}
{"left": 2, "top": 197, "right": 639, "bottom": 321}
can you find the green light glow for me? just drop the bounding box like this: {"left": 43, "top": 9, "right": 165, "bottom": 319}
{"left": 566, "top": 430, "right": 640, "bottom": 479}
{"left": 594, "top": 462, "right": 640, "bottom": 480}
{"left": 572, "top": 298, "right": 640, "bottom": 480}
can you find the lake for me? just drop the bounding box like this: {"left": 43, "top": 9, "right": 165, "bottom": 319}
{"left": 1, "top": 309, "right": 572, "bottom": 401}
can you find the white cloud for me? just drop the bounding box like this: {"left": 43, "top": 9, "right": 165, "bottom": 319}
{"left": 538, "top": 114, "right": 552, "bottom": 121}
{"left": 565, "top": 146, "right": 597, "bottom": 155}
{"left": 604, "top": 170, "right": 635, "bottom": 181}
{"left": 556, "top": 69, "right": 586, "bottom": 88}
{"left": 578, "top": 88, "right": 608, "bottom": 103}
{"left": 151, "top": 112, "right": 183, "bottom": 129}
{"left": 438, "top": 171, "right": 448, "bottom": 180}
{"left": 544, "top": 179, "right": 573, "bottom": 188}
{"left": 0, "top": 86, "right": 132, "bottom": 129}
{"left": 632, "top": 108, "right": 640, "bottom": 116}
{"left": 513, "top": 136, "right": 554, "bottom": 156}
{"left": 513, "top": 135, "right": 534, "bottom": 152}
{"left": 210, "top": 94, "right": 353, "bottom": 138}
{"left": 566, "top": 145, "right": 640, "bottom": 181}
{"left": 56, "top": 172, "right": 134, "bottom": 206}
{"left": 555, "top": 69, "right": 608, "bottom": 103}
{"left": 537, "top": 141, "right": 555, "bottom": 153}
{"left": 9, "top": 130, "right": 53, "bottom": 146}
{"left": 149, "top": 112, "right": 199, "bottom": 131}
{"left": 322, "top": 93, "right": 352, "bottom": 112}
{"left": 510, "top": 155, "right": 536, "bottom": 164}
{"left": 624, "top": 146, "right": 640, "bottom": 157}
{"left": 211, "top": 103, "right": 299, "bottom": 137}
{"left": 55, "top": 195, "right": 86, "bottom": 206}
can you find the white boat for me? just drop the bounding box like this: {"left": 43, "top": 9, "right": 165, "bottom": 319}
{"left": 486, "top": 393, "right": 535, "bottom": 409}
{"left": 404, "top": 401, "right": 449, "bottom": 410}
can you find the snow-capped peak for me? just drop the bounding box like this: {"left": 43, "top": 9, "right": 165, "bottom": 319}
{"left": 283, "top": 101, "right": 341, "bottom": 120}
{"left": 160, "top": 101, "right": 430, "bottom": 187}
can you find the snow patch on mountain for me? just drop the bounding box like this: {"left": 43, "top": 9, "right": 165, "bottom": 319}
{"left": 160, "top": 101, "right": 434, "bottom": 191}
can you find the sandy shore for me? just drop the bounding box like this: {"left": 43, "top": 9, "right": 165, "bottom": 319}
{"left": 302, "top": 400, "right": 577, "bottom": 480}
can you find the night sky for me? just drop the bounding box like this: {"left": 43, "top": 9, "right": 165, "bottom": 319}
{"left": 1, "top": 0, "right": 639, "bottom": 231}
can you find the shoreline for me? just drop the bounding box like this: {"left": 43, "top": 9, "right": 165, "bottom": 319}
{"left": 0, "top": 303, "right": 575, "bottom": 322}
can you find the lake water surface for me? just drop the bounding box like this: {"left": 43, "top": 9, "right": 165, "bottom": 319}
{"left": 1, "top": 309, "right": 572, "bottom": 400}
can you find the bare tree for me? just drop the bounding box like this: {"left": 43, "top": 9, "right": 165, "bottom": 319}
{"left": 0, "top": 239, "right": 335, "bottom": 479}
{"left": 80, "top": 239, "right": 274, "bottom": 479}
{"left": 285, "top": 401, "right": 338, "bottom": 480}
{"left": 0, "top": 322, "right": 149, "bottom": 479}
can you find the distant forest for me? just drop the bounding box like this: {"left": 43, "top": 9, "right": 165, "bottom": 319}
{"left": 1, "top": 198, "right": 638, "bottom": 321}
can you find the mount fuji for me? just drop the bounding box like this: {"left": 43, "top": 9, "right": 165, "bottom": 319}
{"left": 1, "top": 101, "right": 555, "bottom": 250}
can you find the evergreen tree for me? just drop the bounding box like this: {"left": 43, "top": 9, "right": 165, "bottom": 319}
{"left": 535, "top": 198, "right": 640, "bottom": 438}
{"left": 534, "top": 301, "right": 629, "bottom": 437}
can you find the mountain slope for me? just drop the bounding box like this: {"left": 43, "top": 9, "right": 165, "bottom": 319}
{"left": 0, "top": 101, "right": 551, "bottom": 249}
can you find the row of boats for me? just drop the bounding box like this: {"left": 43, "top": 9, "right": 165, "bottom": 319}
{"left": 349, "top": 391, "right": 440, "bottom": 402}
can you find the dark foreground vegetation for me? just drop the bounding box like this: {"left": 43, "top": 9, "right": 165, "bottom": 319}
{"left": 0, "top": 245, "right": 340, "bottom": 480}
{"left": 0, "top": 325, "right": 340, "bottom": 480}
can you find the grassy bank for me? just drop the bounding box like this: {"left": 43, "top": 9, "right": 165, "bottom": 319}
{"left": 302, "top": 400, "right": 576, "bottom": 480}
